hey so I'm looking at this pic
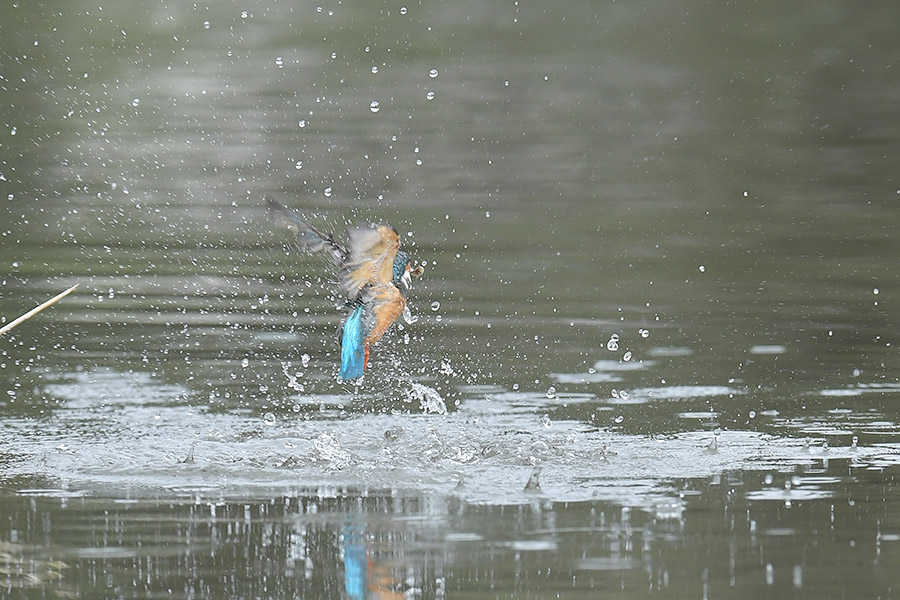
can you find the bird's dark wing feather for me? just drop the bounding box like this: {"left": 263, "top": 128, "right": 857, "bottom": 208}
{"left": 266, "top": 197, "right": 345, "bottom": 264}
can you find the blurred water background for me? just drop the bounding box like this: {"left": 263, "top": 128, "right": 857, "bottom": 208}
{"left": 1, "top": 0, "right": 899, "bottom": 597}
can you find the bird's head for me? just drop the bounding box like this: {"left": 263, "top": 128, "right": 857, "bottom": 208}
{"left": 392, "top": 250, "right": 424, "bottom": 292}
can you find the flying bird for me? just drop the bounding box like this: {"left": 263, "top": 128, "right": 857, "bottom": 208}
{"left": 267, "top": 197, "right": 422, "bottom": 380}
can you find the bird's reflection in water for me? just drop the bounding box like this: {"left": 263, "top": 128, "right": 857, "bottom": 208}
{"left": 342, "top": 517, "right": 403, "bottom": 600}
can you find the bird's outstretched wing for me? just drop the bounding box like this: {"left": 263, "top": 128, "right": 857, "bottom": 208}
{"left": 267, "top": 197, "right": 345, "bottom": 264}
{"left": 340, "top": 224, "right": 401, "bottom": 300}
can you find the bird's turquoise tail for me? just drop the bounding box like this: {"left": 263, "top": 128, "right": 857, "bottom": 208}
{"left": 340, "top": 305, "right": 366, "bottom": 379}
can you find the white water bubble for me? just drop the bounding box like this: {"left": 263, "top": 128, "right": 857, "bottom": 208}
{"left": 240, "top": 10, "right": 249, "bottom": 19}
{"left": 614, "top": 415, "right": 624, "bottom": 424}
{"left": 425, "top": 91, "right": 435, "bottom": 101}
{"left": 541, "top": 414, "right": 552, "bottom": 428}
{"left": 639, "top": 328, "right": 650, "bottom": 338}
{"left": 241, "top": 358, "right": 249, "bottom": 368}
{"left": 428, "top": 68, "right": 439, "bottom": 78}
{"left": 263, "top": 412, "right": 276, "bottom": 426}
{"left": 275, "top": 56, "right": 284, "bottom": 68}
{"left": 301, "top": 353, "right": 311, "bottom": 367}
{"left": 399, "top": 6, "right": 408, "bottom": 14}
{"left": 369, "top": 100, "right": 380, "bottom": 113}
{"left": 298, "top": 119, "right": 307, "bottom": 128}
{"left": 323, "top": 187, "right": 333, "bottom": 197}
{"left": 622, "top": 351, "right": 632, "bottom": 362}
{"left": 431, "top": 301, "right": 440, "bottom": 311}
{"left": 371, "top": 65, "right": 378, "bottom": 74}
{"left": 294, "top": 160, "right": 303, "bottom": 170}
{"left": 203, "top": 20, "right": 211, "bottom": 29}
{"left": 545, "top": 386, "right": 556, "bottom": 399}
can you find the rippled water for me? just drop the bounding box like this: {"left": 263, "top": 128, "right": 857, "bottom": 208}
{"left": 2, "top": 0, "right": 899, "bottom": 597}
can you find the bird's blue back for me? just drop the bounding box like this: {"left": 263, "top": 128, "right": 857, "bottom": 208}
{"left": 340, "top": 305, "right": 366, "bottom": 379}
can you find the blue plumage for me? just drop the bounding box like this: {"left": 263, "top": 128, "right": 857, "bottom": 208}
{"left": 340, "top": 305, "right": 366, "bottom": 380}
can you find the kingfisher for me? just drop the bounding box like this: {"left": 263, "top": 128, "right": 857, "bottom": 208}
{"left": 267, "top": 198, "right": 423, "bottom": 380}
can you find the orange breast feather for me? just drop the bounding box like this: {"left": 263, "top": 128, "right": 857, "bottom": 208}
{"left": 364, "top": 284, "right": 406, "bottom": 347}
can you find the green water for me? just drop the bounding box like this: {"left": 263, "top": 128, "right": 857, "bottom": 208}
{"left": 1, "top": 0, "right": 899, "bottom": 597}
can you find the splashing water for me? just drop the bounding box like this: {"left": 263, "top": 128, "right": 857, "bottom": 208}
{"left": 281, "top": 362, "right": 305, "bottom": 393}
{"left": 402, "top": 305, "right": 418, "bottom": 324}
{"left": 406, "top": 383, "right": 447, "bottom": 415}
{"left": 313, "top": 433, "right": 353, "bottom": 467}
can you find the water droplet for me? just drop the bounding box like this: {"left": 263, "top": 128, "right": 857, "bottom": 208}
{"left": 851, "top": 435, "right": 859, "bottom": 450}
{"left": 263, "top": 412, "right": 276, "bottom": 426}
{"left": 131, "top": 98, "right": 140, "bottom": 107}
{"left": 639, "top": 328, "right": 650, "bottom": 338}
{"left": 275, "top": 56, "right": 284, "bottom": 68}
{"left": 619, "top": 390, "right": 630, "bottom": 401}
{"left": 402, "top": 306, "right": 418, "bottom": 324}
{"left": 606, "top": 334, "right": 619, "bottom": 352}
{"left": 512, "top": 383, "right": 519, "bottom": 391}
{"left": 622, "top": 351, "right": 632, "bottom": 362}
{"left": 540, "top": 413, "right": 552, "bottom": 428}
{"left": 371, "top": 65, "right": 378, "bottom": 74}
{"left": 301, "top": 353, "right": 311, "bottom": 367}
{"left": 292, "top": 404, "right": 301, "bottom": 413}
{"left": 399, "top": 6, "right": 408, "bottom": 15}
{"left": 698, "top": 265, "right": 706, "bottom": 272}
{"left": 749, "top": 410, "right": 757, "bottom": 419}
{"left": 294, "top": 160, "right": 303, "bottom": 170}
{"left": 614, "top": 415, "right": 624, "bottom": 424}
{"left": 298, "top": 119, "right": 307, "bottom": 128}
{"left": 431, "top": 301, "right": 440, "bottom": 311}
{"left": 545, "top": 386, "right": 556, "bottom": 399}
{"left": 323, "top": 187, "right": 333, "bottom": 197}
{"left": 425, "top": 90, "right": 435, "bottom": 101}
{"left": 369, "top": 100, "right": 380, "bottom": 113}
{"left": 203, "top": 20, "right": 211, "bottom": 29}
{"left": 428, "top": 68, "right": 439, "bottom": 78}
{"left": 240, "top": 10, "right": 249, "bottom": 19}
{"left": 241, "top": 358, "right": 249, "bottom": 368}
